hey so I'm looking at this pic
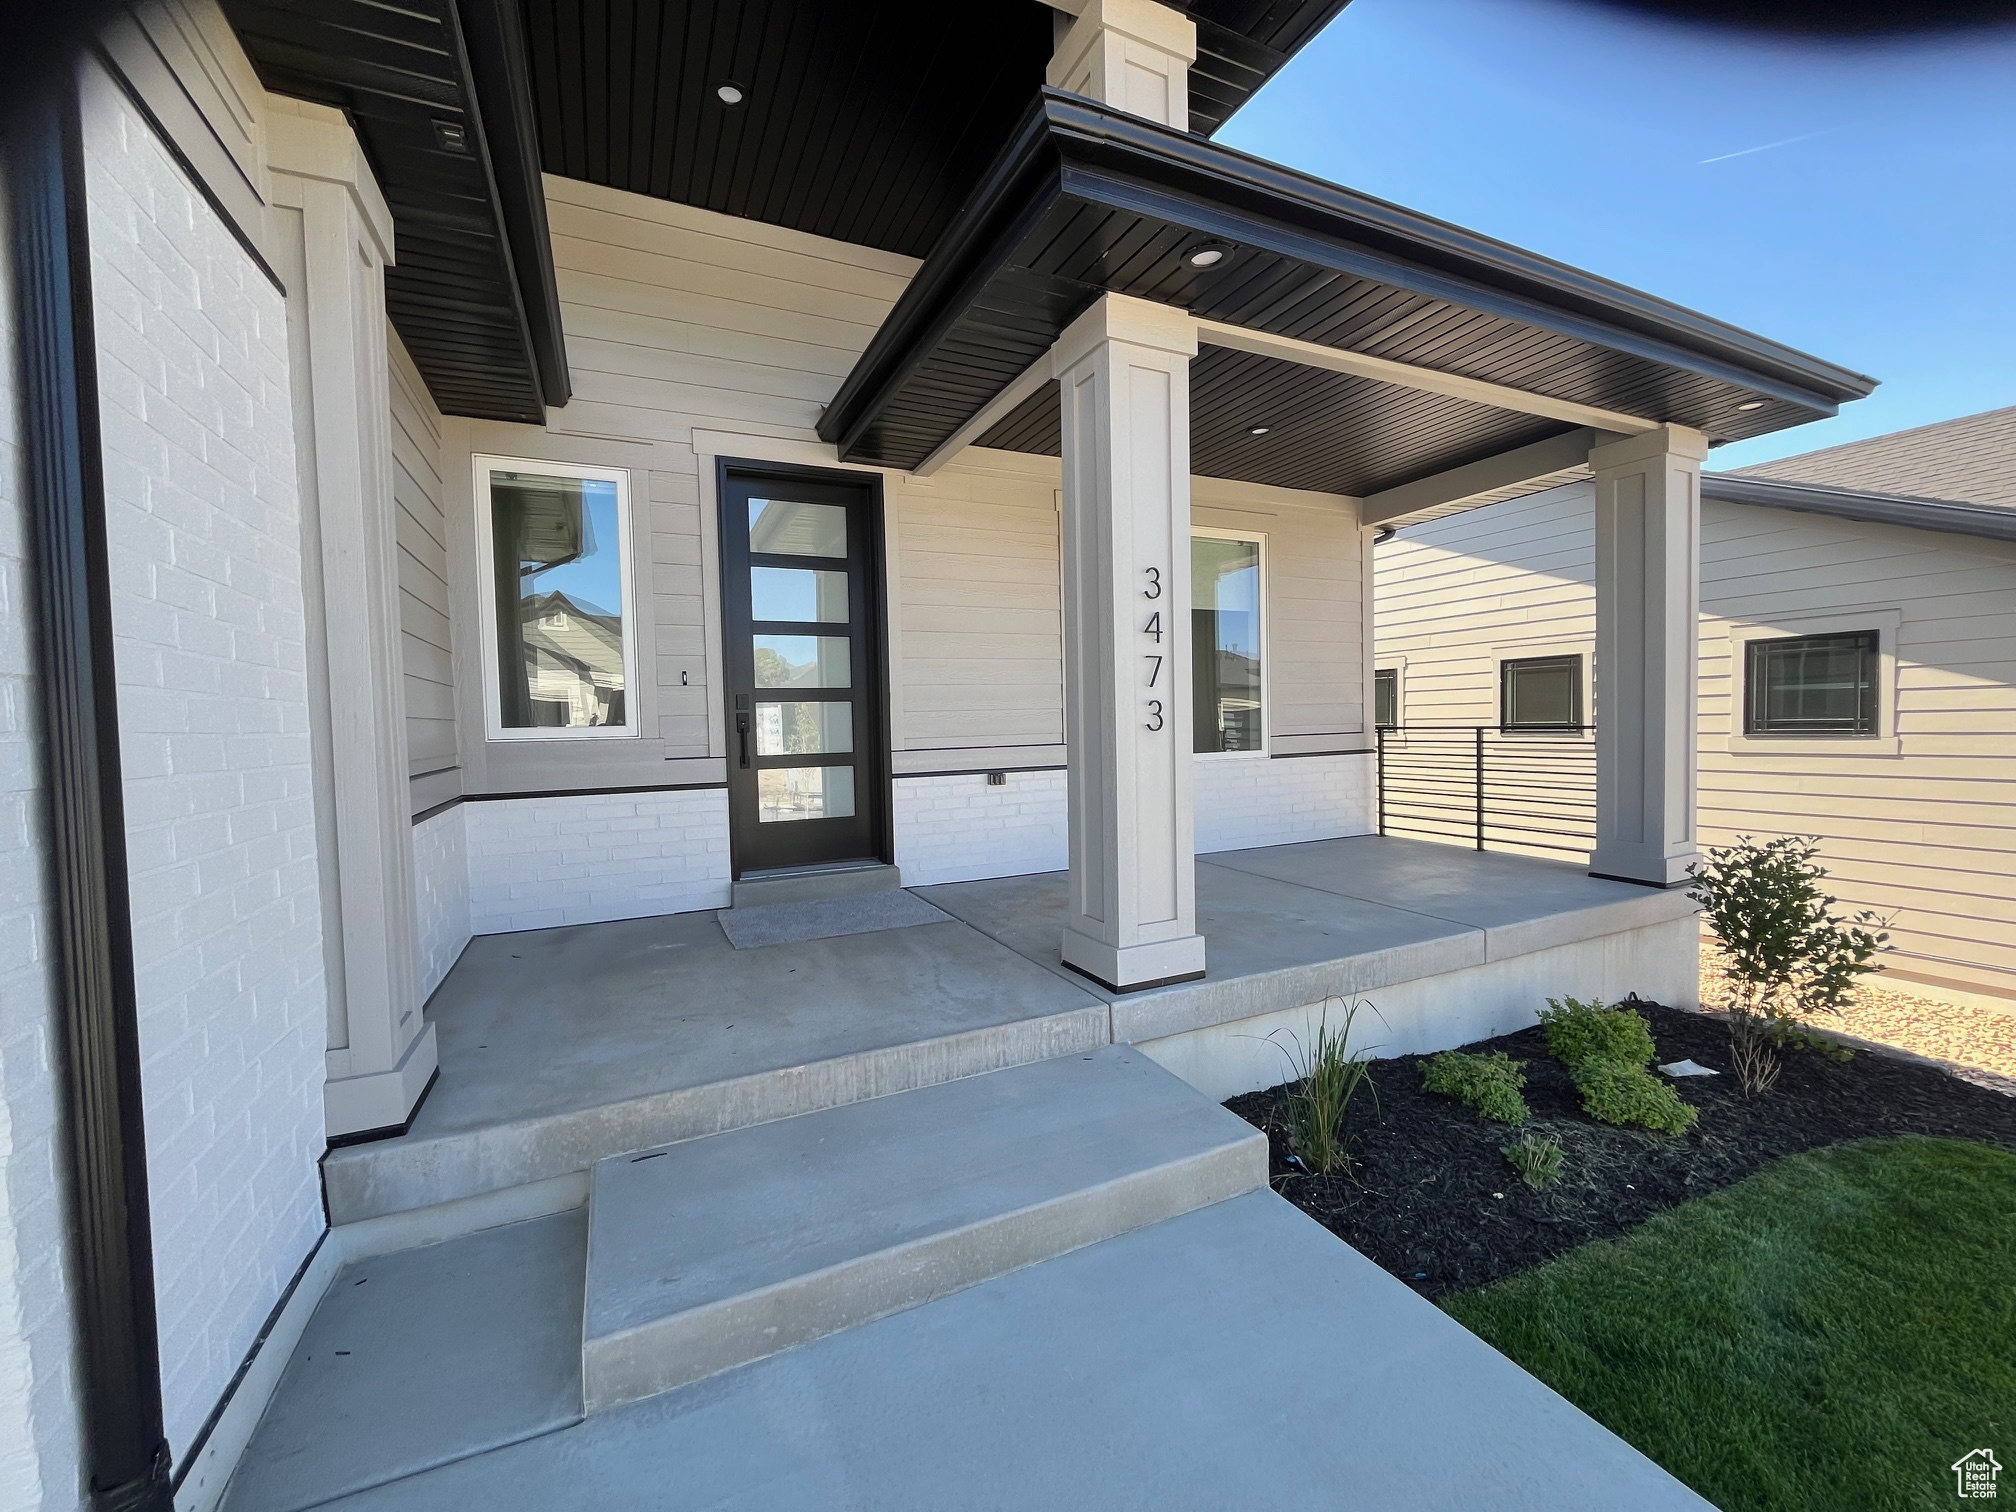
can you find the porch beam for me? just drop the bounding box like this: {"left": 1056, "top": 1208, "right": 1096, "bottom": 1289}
{"left": 1193, "top": 319, "right": 1661, "bottom": 436}
{"left": 910, "top": 354, "right": 1056, "bottom": 478}
{"left": 1361, "top": 426, "right": 1626, "bottom": 526}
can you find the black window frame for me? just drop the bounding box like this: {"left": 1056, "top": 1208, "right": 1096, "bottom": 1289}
{"left": 1498, "top": 654, "right": 1583, "bottom": 732}
{"left": 1744, "top": 629, "right": 1880, "bottom": 737}
{"left": 1374, "top": 667, "right": 1399, "bottom": 728}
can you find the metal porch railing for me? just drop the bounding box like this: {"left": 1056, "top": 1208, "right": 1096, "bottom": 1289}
{"left": 1376, "top": 724, "right": 1596, "bottom": 859}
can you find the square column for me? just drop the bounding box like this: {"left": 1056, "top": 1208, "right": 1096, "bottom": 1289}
{"left": 1054, "top": 295, "right": 1207, "bottom": 990}
{"left": 270, "top": 106, "right": 437, "bottom": 1137}
{"left": 1046, "top": 0, "right": 1197, "bottom": 129}
{"left": 1588, "top": 425, "right": 1706, "bottom": 887}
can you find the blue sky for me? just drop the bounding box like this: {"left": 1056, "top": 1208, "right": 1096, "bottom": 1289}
{"left": 1217, "top": 0, "right": 2016, "bottom": 470}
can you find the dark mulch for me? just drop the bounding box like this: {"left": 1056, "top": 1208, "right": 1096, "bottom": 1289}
{"left": 1224, "top": 1002, "right": 2016, "bottom": 1300}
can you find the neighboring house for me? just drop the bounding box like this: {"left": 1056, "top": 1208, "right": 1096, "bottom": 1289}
{"left": 0, "top": 2, "right": 1878, "bottom": 1508}
{"left": 1376, "top": 407, "right": 2016, "bottom": 1007}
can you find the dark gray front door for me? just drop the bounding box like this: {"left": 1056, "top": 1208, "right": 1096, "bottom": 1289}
{"left": 719, "top": 465, "right": 888, "bottom": 877}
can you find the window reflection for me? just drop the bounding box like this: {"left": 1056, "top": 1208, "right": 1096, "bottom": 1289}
{"left": 488, "top": 469, "right": 627, "bottom": 730}
{"left": 1192, "top": 536, "right": 1263, "bottom": 753}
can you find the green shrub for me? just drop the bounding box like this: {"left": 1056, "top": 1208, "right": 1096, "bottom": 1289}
{"left": 1421, "top": 1050, "right": 1530, "bottom": 1125}
{"left": 1502, "top": 1132, "right": 1565, "bottom": 1191}
{"left": 1572, "top": 1059, "right": 1699, "bottom": 1136}
{"left": 1537, "top": 995, "right": 1697, "bottom": 1134}
{"left": 1538, "top": 995, "right": 1656, "bottom": 1072}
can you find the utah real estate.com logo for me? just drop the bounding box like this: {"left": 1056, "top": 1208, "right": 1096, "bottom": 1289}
{"left": 1956, "top": 1449, "right": 2002, "bottom": 1500}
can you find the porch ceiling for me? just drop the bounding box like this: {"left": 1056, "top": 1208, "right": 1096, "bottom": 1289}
{"left": 818, "top": 93, "right": 1879, "bottom": 490}
{"left": 516, "top": 0, "right": 1352, "bottom": 261}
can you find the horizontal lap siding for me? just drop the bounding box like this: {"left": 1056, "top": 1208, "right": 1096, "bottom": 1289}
{"left": 545, "top": 179, "right": 917, "bottom": 756}
{"left": 1698, "top": 499, "right": 2016, "bottom": 987}
{"left": 1375, "top": 484, "right": 2016, "bottom": 991}
{"left": 391, "top": 333, "right": 455, "bottom": 786}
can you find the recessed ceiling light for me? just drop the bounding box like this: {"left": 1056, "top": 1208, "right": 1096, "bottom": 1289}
{"left": 1187, "top": 244, "right": 1228, "bottom": 268}
{"left": 716, "top": 82, "right": 746, "bottom": 105}
{"left": 1736, "top": 400, "right": 1765, "bottom": 411}
{"left": 1248, "top": 425, "right": 1271, "bottom": 436}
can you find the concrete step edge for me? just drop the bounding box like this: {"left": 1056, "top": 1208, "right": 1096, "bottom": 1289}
{"left": 323, "top": 1004, "right": 1110, "bottom": 1227}
{"left": 580, "top": 1125, "right": 1265, "bottom": 1413}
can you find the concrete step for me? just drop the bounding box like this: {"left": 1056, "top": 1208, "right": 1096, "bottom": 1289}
{"left": 579, "top": 1045, "right": 1266, "bottom": 1412}
{"left": 320, "top": 1001, "right": 1107, "bottom": 1229}
{"left": 730, "top": 861, "right": 901, "bottom": 908}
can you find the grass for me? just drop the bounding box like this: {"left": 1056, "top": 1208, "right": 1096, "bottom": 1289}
{"left": 1444, "top": 1137, "right": 2016, "bottom": 1512}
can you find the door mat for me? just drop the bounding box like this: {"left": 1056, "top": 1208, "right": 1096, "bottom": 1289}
{"left": 716, "top": 890, "right": 954, "bottom": 950}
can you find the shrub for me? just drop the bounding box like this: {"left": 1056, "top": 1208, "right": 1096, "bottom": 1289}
{"left": 1688, "top": 836, "right": 1889, "bottom": 1094}
{"left": 1572, "top": 1059, "right": 1699, "bottom": 1136}
{"left": 1421, "top": 1050, "right": 1530, "bottom": 1125}
{"left": 1502, "top": 1132, "right": 1565, "bottom": 1191}
{"left": 1267, "top": 999, "right": 1381, "bottom": 1176}
{"left": 1538, "top": 995, "right": 1656, "bottom": 1072}
{"left": 1538, "top": 994, "right": 1697, "bottom": 1134}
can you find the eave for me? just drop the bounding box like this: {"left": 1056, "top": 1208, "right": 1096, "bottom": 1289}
{"left": 820, "top": 92, "right": 1877, "bottom": 495}
{"left": 1703, "top": 474, "right": 2016, "bottom": 545}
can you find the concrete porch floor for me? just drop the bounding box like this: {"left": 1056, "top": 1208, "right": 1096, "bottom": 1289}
{"left": 323, "top": 835, "right": 1695, "bottom": 1225}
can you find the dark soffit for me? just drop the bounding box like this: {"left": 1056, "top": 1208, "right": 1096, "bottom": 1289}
{"left": 516, "top": 0, "right": 1354, "bottom": 261}
{"left": 818, "top": 92, "right": 1878, "bottom": 491}
{"left": 223, "top": 0, "right": 567, "bottom": 424}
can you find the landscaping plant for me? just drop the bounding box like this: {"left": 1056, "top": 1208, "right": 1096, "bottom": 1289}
{"left": 1501, "top": 1131, "right": 1565, "bottom": 1191}
{"left": 1420, "top": 1050, "right": 1530, "bottom": 1125}
{"left": 1687, "top": 836, "right": 1889, "bottom": 1095}
{"left": 1266, "top": 998, "right": 1380, "bottom": 1176}
{"left": 1539, "top": 996, "right": 1697, "bottom": 1135}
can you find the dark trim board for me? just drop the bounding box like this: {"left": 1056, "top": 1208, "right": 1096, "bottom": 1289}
{"left": 8, "top": 79, "right": 174, "bottom": 1512}
{"left": 410, "top": 780, "right": 730, "bottom": 826}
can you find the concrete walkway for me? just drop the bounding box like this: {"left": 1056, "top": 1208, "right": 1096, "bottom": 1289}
{"left": 278, "top": 1193, "right": 1710, "bottom": 1511}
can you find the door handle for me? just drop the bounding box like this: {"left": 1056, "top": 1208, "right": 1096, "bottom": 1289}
{"left": 736, "top": 711, "right": 750, "bottom": 769}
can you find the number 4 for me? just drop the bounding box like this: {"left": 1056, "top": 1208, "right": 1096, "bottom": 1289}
{"left": 1144, "top": 611, "right": 1162, "bottom": 643}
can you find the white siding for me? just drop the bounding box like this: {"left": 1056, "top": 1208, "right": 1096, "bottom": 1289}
{"left": 0, "top": 166, "right": 87, "bottom": 1512}
{"left": 1375, "top": 480, "right": 2016, "bottom": 997}
{"left": 84, "top": 74, "right": 328, "bottom": 1462}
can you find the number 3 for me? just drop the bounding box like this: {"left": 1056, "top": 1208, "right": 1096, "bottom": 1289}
{"left": 1143, "top": 567, "right": 1162, "bottom": 600}
{"left": 1145, "top": 699, "right": 1164, "bottom": 731}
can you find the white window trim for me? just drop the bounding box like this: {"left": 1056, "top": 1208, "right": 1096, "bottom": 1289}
{"left": 472, "top": 453, "right": 641, "bottom": 742}
{"left": 1493, "top": 641, "right": 1593, "bottom": 740}
{"left": 1191, "top": 526, "right": 1269, "bottom": 760}
{"left": 1724, "top": 607, "right": 1902, "bottom": 758}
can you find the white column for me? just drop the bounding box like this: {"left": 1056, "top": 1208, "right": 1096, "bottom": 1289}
{"left": 1055, "top": 295, "right": 1207, "bottom": 990}
{"left": 269, "top": 105, "right": 437, "bottom": 1137}
{"left": 1046, "top": 0, "right": 1197, "bottom": 129}
{"left": 1588, "top": 424, "right": 1705, "bottom": 888}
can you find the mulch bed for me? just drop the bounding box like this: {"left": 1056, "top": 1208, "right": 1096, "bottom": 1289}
{"left": 1224, "top": 1002, "right": 2016, "bottom": 1301}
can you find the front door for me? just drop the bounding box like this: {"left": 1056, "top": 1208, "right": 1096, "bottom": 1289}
{"left": 720, "top": 465, "right": 888, "bottom": 876}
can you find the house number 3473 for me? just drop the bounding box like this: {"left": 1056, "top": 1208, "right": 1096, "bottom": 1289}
{"left": 1143, "top": 567, "right": 1165, "bottom": 730}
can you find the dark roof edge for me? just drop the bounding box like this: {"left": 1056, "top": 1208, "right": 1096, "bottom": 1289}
{"left": 818, "top": 99, "right": 1066, "bottom": 453}
{"left": 458, "top": 0, "right": 570, "bottom": 408}
{"left": 1048, "top": 98, "right": 1876, "bottom": 407}
{"left": 1703, "top": 473, "right": 2016, "bottom": 544}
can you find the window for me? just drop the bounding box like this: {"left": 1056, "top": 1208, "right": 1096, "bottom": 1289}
{"left": 1192, "top": 532, "right": 1264, "bottom": 754}
{"left": 1499, "top": 655, "right": 1582, "bottom": 731}
{"left": 1745, "top": 630, "right": 1879, "bottom": 735}
{"left": 1374, "top": 668, "right": 1399, "bottom": 729}
{"left": 475, "top": 457, "right": 636, "bottom": 738}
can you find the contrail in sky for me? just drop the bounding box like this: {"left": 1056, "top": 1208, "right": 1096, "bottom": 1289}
{"left": 1698, "top": 130, "right": 1834, "bottom": 165}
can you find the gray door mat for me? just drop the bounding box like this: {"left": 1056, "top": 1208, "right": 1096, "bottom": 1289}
{"left": 716, "top": 889, "right": 954, "bottom": 949}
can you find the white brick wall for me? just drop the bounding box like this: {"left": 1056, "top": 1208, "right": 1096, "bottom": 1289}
{"left": 893, "top": 769, "right": 1069, "bottom": 887}
{"left": 85, "top": 80, "right": 329, "bottom": 1463}
{"left": 464, "top": 789, "right": 731, "bottom": 933}
{"left": 0, "top": 169, "right": 87, "bottom": 1512}
{"left": 1195, "top": 753, "right": 1374, "bottom": 854}
{"left": 412, "top": 804, "right": 470, "bottom": 999}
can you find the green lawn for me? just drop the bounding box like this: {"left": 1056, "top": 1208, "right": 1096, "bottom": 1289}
{"left": 1444, "top": 1137, "right": 2016, "bottom": 1512}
